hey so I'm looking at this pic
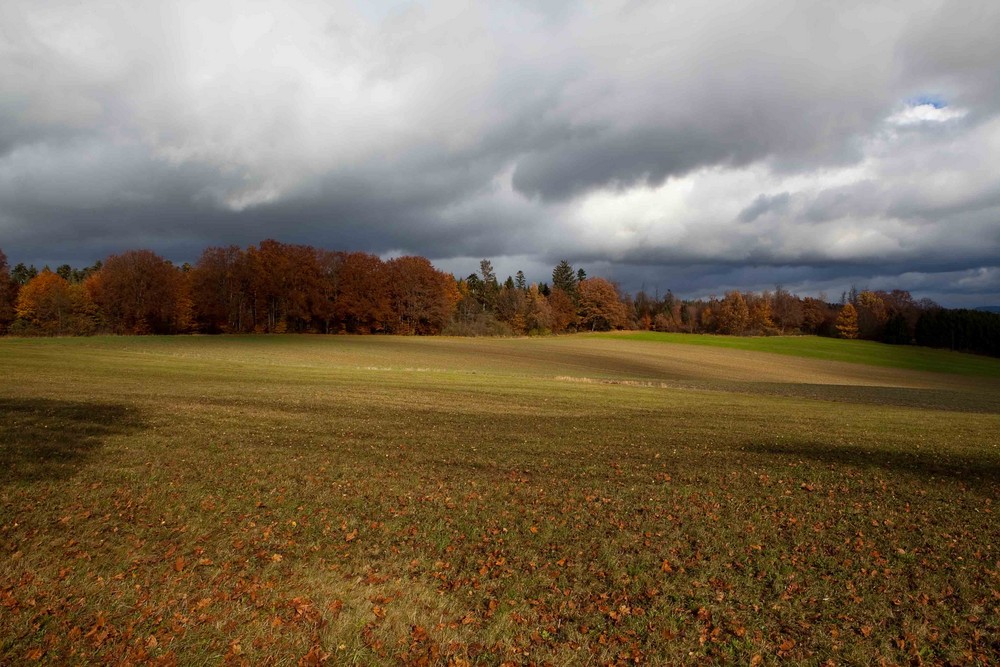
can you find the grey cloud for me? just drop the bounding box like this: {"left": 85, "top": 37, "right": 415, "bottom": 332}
{"left": 1, "top": 0, "right": 1000, "bottom": 307}
{"left": 511, "top": 125, "right": 744, "bottom": 201}
{"left": 738, "top": 192, "right": 791, "bottom": 223}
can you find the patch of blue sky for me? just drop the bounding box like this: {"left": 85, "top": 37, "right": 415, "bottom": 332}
{"left": 908, "top": 94, "right": 947, "bottom": 109}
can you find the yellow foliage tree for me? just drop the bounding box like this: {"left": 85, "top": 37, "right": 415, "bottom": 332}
{"left": 15, "top": 270, "right": 96, "bottom": 335}
{"left": 835, "top": 303, "right": 860, "bottom": 339}
{"left": 717, "top": 291, "right": 750, "bottom": 335}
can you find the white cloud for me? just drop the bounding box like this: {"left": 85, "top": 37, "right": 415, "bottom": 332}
{"left": 887, "top": 103, "right": 968, "bottom": 126}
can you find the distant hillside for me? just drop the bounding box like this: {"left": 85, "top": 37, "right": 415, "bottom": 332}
{"left": 976, "top": 306, "right": 1000, "bottom": 313}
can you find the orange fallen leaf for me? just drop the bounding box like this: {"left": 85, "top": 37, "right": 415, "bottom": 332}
{"left": 298, "top": 645, "right": 328, "bottom": 666}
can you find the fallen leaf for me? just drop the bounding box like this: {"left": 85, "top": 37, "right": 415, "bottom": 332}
{"left": 298, "top": 645, "right": 328, "bottom": 666}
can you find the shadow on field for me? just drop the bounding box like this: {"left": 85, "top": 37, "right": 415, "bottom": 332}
{"left": 749, "top": 441, "right": 1000, "bottom": 489}
{"left": 0, "top": 397, "right": 143, "bottom": 485}
{"left": 744, "top": 383, "right": 1000, "bottom": 414}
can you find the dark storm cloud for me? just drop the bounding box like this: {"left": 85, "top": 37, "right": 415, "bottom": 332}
{"left": 511, "top": 125, "right": 752, "bottom": 202}
{"left": 1, "top": 0, "right": 999, "bottom": 306}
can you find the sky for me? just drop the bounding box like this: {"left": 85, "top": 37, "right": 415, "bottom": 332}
{"left": 1, "top": 0, "right": 999, "bottom": 306}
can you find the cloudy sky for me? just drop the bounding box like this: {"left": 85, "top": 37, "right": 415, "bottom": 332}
{"left": 2, "top": 0, "right": 999, "bottom": 306}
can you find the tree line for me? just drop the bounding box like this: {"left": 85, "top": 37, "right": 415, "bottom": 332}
{"left": 1, "top": 244, "right": 998, "bottom": 357}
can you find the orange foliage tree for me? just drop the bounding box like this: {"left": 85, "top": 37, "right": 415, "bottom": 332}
{"left": 245, "top": 240, "right": 326, "bottom": 333}
{"left": 14, "top": 270, "right": 96, "bottom": 335}
{"left": 333, "top": 252, "right": 392, "bottom": 333}
{"left": 716, "top": 291, "right": 750, "bottom": 335}
{"left": 86, "top": 250, "right": 192, "bottom": 334}
{"left": 547, "top": 287, "right": 577, "bottom": 333}
{"left": 747, "top": 294, "right": 775, "bottom": 334}
{"left": 189, "top": 245, "right": 252, "bottom": 333}
{"left": 385, "top": 256, "right": 459, "bottom": 334}
{"left": 577, "top": 277, "right": 628, "bottom": 331}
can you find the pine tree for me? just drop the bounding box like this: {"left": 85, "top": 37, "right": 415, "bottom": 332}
{"left": 552, "top": 260, "right": 577, "bottom": 297}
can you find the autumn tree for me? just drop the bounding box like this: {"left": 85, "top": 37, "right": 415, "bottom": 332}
{"left": 310, "top": 249, "right": 344, "bottom": 334}
{"left": 747, "top": 294, "right": 775, "bottom": 334}
{"left": 523, "top": 284, "right": 553, "bottom": 334}
{"left": 14, "top": 270, "right": 96, "bottom": 335}
{"left": 855, "top": 290, "right": 888, "bottom": 339}
{"left": 577, "top": 277, "right": 627, "bottom": 331}
{"left": 189, "top": 245, "right": 251, "bottom": 333}
{"left": 547, "top": 287, "right": 577, "bottom": 333}
{"left": 679, "top": 302, "right": 692, "bottom": 332}
{"left": 771, "top": 285, "right": 803, "bottom": 333}
{"left": 801, "top": 297, "right": 833, "bottom": 335}
{"left": 835, "top": 303, "right": 859, "bottom": 339}
{"left": 247, "top": 240, "right": 325, "bottom": 333}
{"left": 385, "top": 256, "right": 459, "bottom": 334}
{"left": 493, "top": 282, "right": 527, "bottom": 333}
{"left": 333, "top": 252, "right": 391, "bottom": 333}
{"left": 632, "top": 290, "right": 657, "bottom": 331}
{"left": 87, "top": 250, "right": 192, "bottom": 334}
{"left": 717, "top": 291, "right": 750, "bottom": 335}
{"left": 0, "top": 249, "right": 14, "bottom": 333}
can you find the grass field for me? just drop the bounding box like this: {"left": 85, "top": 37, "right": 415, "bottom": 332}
{"left": 1, "top": 334, "right": 999, "bottom": 665}
{"left": 597, "top": 331, "right": 1000, "bottom": 378}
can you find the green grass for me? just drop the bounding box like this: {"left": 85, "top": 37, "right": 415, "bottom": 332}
{"left": 1, "top": 334, "right": 999, "bottom": 665}
{"left": 595, "top": 331, "right": 1000, "bottom": 377}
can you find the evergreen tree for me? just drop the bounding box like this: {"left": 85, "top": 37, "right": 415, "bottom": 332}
{"left": 552, "top": 260, "right": 577, "bottom": 297}
{"left": 11, "top": 263, "right": 37, "bottom": 286}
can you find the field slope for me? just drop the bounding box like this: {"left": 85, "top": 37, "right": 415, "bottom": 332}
{"left": 596, "top": 331, "right": 1000, "bottom": 377}
{"left": 2, "top": 335, "right": 998, "bottom": 665}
